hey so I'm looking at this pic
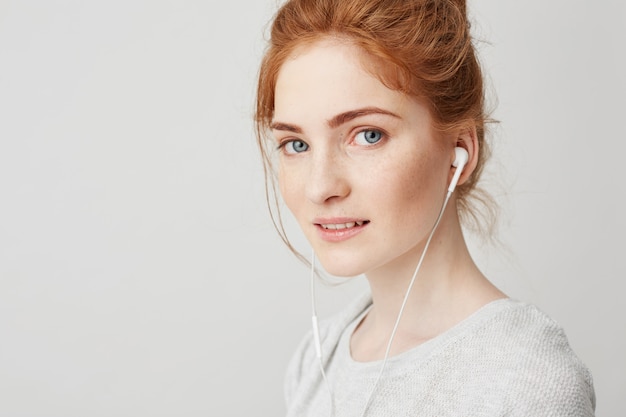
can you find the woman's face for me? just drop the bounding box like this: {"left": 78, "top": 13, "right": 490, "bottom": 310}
{"left": 272, "top": 39, "right": 452, "bottom": 277}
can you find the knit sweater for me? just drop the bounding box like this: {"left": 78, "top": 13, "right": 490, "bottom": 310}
{"left": 284, "top": 294, "right": 595, "bottom": 417}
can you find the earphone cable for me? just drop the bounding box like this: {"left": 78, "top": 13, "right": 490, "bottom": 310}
{"left": 359, "top": 190, "right": 453, "bottom": 416}
{"left": 311, "top": 188, "right": 455, "bottom": 417}
{"left": 310, "top": 251, "right": 335, "bottom": 417}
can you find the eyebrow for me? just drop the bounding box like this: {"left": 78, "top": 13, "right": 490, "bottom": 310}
{"left": 270, "top": 107, "right": 400, "bottom": 133}
{"left": 328, "top": 107, "right": 400, "bottom": 128}
{"left": 269, "top": 121, "right": 303, "bottom": 134}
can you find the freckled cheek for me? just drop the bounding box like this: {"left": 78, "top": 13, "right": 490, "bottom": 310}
{"left": 278, "top": 169, "right": 305, "bottom": 216}
{"left": 380, "top": 161, "right": 440, "bottom": 215}
{"left": 389, "top": 175, "right": 427, "bottom": 212}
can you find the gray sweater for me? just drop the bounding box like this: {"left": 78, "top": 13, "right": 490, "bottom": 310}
{"left": 285, "top": 295, "right": 595, "bottom": 416}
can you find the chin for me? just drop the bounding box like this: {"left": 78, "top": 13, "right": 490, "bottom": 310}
{"left": 315, "top": 253, "right": 369, "bottom": 278}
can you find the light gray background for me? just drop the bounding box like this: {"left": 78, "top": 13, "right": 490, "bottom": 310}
{"left": 0, "top": 1, "right": 623, "bottom": 415}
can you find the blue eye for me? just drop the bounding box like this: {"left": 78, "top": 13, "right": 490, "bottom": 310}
{"left": 283, "top": 139, "right": 309, "bottom": 154}
{"left": 355, "top": 129, "right": 383, "bottom": 145}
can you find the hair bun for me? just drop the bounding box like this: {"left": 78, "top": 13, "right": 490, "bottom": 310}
{"left": 452, "top": 0, "right": 467, "bottom": 17}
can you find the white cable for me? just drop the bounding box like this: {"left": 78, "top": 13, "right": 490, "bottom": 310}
{"left": 310, "top": 251, "right": 335, "bottom": 417}
{"left": 359, "top": 190, "right": 453, "bottom": 416}
{"left": 310, "top": 188, "right": 455, "bottom": 417}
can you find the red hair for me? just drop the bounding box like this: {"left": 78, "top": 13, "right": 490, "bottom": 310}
{"left": 255, "top": 0, "right": 495, "bottom": 252}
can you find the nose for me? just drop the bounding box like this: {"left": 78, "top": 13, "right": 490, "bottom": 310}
{"left": 305, "top": 148, "right": 350, "bottom": 205}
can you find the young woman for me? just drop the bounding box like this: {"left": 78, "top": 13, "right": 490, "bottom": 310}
{"left": 255, "top": 0, "right": 595, "bottom": 416}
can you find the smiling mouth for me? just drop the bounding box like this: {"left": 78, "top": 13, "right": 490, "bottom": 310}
{"left": 317, "top": 220, "right": 370, "bottom": 230}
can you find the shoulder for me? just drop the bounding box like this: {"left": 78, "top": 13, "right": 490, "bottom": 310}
{"left": 459, "top": 299, "right": 596, "bottom": 415}
{"left": 474, "top": 300, "right": 590, "bottom": 370}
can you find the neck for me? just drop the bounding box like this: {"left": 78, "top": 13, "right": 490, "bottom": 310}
{"left": 352, "top": 200, "right": 505, "bottom": 361}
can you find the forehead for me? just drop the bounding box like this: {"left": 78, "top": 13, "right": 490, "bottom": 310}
{"left": 273, "top": 39, "right": 412, "bottom": 122}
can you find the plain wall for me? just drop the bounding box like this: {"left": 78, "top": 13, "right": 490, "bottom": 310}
{"left": 0, "top": 0, "right": 623, "bottom": 415}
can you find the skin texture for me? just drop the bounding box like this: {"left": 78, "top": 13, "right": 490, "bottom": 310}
{"left": 272, "top": 38, "right": 505, "bottom": 361}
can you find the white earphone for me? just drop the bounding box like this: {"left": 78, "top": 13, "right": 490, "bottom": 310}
{"left": 310, "top": 146, "right": 469, "bottom": 417}
{"left": 448, "top": 147, "right": 469, "bottom": 194}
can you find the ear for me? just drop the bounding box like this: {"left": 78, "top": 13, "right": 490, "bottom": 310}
{"left": 449, "top": 124, "right": 479, "bottom": 187}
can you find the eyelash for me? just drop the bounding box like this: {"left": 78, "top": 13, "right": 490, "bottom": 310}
{"left": 352, "top": 128, "right": 387, "bottom": 146}
{"left": 276, "top": 139, "right": 309, "bottom": 155}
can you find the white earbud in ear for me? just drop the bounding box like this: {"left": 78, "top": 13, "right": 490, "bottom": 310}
{"left": 448, "top": 147, "right": 469, "bottom": 193}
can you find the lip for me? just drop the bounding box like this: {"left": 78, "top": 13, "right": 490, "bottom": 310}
{"left": 313, "top": 217, "right": 370, "bottom": 242}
